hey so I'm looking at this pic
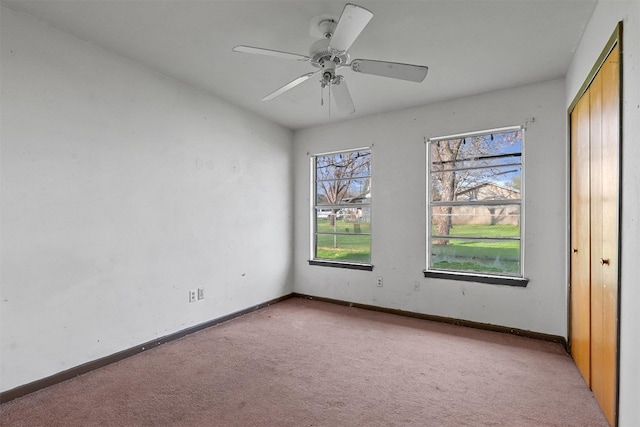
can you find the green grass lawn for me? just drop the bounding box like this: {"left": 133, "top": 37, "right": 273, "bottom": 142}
{"left": 440, "top": 223, "right": 520, "bottom": 238}
{"left": 315, "top": 219, "right": 371, "bottom": 262}
{"left": 314, "top": 221, "right": 521, "bottom": 274}
{"left": 431, "top": 224, "right": 521, "bottom": 275}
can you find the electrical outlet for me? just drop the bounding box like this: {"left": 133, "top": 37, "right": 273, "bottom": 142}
{"left": 376, "top": 277, "right": 383, "bottom": 287}
{"left": 189, "top": 289, "right": 197, "bottom": 303}
{"left": 197, "top": 287, "right": 204, "bottom": 300}
{"left": 414, "top": 282, "right": 420, "bottom": 291}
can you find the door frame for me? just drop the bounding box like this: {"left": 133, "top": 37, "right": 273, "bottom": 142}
{"left": 567, "top": 21, "right": 623, "bottom": 426}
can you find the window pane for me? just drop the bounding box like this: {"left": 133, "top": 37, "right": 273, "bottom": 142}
{"left": 431, "top": 205, "right": 521, "bottom": 236}
{"left": 431, "top": 237, "right": 521, "bottom": 276}
{"left": 430, "top": 131, "right": 522, "bottom": 172}
{"left": 316, "top": 178, "right": 371, "bottom": 205}
{"left": 315, "top": 234, "right": 371, "bottom": 263}
{"left": 430, "top": 166, "right": 521, "bottom": 203}
{"left": 316, "top": 211, "right": 371, "bottom": 233}
{"left": 315, "top": 208, "right": 337, "bottom": 222}
{"left": 316, "top": 151, "right": 371, "bottom": 179}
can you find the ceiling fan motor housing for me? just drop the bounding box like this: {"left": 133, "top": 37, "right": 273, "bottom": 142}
{"left": 309, "top": 38, "right": 350, "bottom": 68}
{"left": 320, "top": 60, "right": 337, "bottom": 86}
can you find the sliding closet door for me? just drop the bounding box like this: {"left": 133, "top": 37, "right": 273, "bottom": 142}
{"left": 569, "top": 40, "right": 619, "bottom": 427}
{"left": 570, "top": 91, "right": 591, "bottom": 385}
{"left": 589, "top": 57, "right": 606, "bottom": 417}
{"left": 591, "top": 44, "right": 619, "bottom": 425}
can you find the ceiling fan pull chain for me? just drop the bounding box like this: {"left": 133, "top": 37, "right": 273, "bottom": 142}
{"left": 328, "top": 82, "right": 331, "bottom": 117}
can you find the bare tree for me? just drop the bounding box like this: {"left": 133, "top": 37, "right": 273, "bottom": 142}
{"left": 316, "top": 151, "right": 371, "bottom": 226}
{"left": 431, "top": 139, "right": 463, "bottom": 244}
{"left": 430, "top": 130, "right": 521, "bottom": 244}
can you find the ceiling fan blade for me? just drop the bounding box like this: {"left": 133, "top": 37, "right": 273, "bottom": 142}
{"left": 331, "top": 76, "right": 355, "bottom": 114}
{"left": 350, "top": 59, "right": 429, "bottom": 82}
{"left": 232, "top": 45, "right": 310, "bottom": 62}
{"left": 329, "top": 3, "right": 373, "bottom": 53}
{"left": 262, "top": 70, "right": 321, "bottom": 101}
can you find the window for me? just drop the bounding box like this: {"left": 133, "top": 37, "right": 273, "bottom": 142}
{"left": 310, "top": 148, "right": 372, "bottom": 269}
{"left": 426, "top": 127, "right": 527, "bottom": 285}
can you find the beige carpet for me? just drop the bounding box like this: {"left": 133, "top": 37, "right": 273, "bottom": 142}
{"left": 0, "top": 297, "right": 608, "bottom": 426}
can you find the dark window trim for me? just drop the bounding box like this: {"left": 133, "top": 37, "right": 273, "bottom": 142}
{"left": 423, "top": 269, "right": 529, "bottom": 287}
{"left": 308, "top": 260, "right": 374, "bottom": 271}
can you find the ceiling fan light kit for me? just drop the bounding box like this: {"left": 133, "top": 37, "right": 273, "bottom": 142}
{"left": 232, "top": 3, "right": 429, "bottom": 115}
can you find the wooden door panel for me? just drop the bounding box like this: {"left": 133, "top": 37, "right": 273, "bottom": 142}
{"left": 589, "top": 70, "right": 607, "bottom": 417}
{"left": 570, "top": 91, "right": 592, "bottom": 385}
{"left": 597, "top": 44, "right": 620, "bottom": 426}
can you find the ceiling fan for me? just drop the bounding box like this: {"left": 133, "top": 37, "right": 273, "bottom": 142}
{"left": 232, "top": 3, "right": 429, "bottom": 115}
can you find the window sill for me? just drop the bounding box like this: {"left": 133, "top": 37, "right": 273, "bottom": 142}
{"left": 308, "top": 260, "right": 374, "bottom": 271}
{"left": 423, "top": 270, "right": 529, "bottom": 287}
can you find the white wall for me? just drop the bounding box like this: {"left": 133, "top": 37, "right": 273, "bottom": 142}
{"left": 3, "top": 1, "right": 637, "bottom": 419}
{"left": 0, "top": 7, "right": 293, "bottom": 392}
{"left": 566, "top": 1, "right": 640, "bottom": 425}
{"left": 293, "top": 79, "right": 568, "bottom": 337}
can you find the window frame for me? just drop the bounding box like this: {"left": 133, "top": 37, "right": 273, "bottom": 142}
{"left": 309, "top": 147, "right": 373, "bottom": 271}
{"left": 424, "top": 126, "right": 528, "bottom": 286}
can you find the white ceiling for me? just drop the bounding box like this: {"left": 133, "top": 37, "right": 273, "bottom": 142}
{"left": 2, "top": 0, "right": 597, "bottom": 130}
